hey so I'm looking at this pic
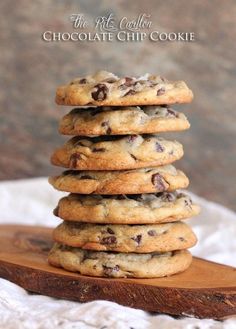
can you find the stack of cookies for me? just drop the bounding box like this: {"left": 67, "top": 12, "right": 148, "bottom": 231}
{"left": 48, "top": 70, "right": 200, "bottom": 278}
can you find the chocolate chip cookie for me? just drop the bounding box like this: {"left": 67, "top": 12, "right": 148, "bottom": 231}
{"left": 59, "top": 106, "right": 190, "bottom": 136}
{"left": 51, "top": 135, "right": 184, "bottom": 170}
{"left": 56, "top": 70, "right": 193, "bottom": 106}
{"left": 54, "top": 191, "right": 200, "bottom": 224}
{"left": 49, "top": 165, "right": 189, "bottom": 194}
{"left": 52, "top": 221, "right": 197, "bottom": 253}
{"left": 48, "top": 244, "right": 192, "bottom": 278}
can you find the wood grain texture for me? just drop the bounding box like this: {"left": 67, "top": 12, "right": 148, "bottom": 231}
{"left": 0, "top": 225, "right": 235, "bottom": 319}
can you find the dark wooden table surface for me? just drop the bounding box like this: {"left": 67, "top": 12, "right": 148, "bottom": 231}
{"left": 0, "top": 0, "right": 235, "bottom": 211}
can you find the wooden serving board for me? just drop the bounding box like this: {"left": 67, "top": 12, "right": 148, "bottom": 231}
{"left": 0, "top": 225, "right": 235, "bottom": 319}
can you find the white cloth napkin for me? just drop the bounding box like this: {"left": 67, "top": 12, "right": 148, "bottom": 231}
{"left": 0, "top": 177, "right": 235, "bottom": 329}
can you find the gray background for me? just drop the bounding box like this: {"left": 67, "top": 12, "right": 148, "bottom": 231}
{"left": 0, "top": 0, "right": 235, "bottom": 210}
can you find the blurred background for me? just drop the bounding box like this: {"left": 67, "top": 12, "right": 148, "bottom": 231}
{"left": 0, "top": 0, "right": 235, "bottom": 211}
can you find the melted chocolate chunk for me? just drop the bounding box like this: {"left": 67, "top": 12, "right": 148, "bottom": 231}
{"left": 106, "top": 127, "right": 112, "bottom": 134}
{"left": 101, "top": 121, "right": 109, "bottom": 127}
{"left": 91, "top": 84, "right": 108, "bottom": 101}
{"left": 124, "top": 89, "right": 136, "bottom": 97}
{"left": 167, "top": 108, "right": 178, "bottom": 117}
{"left": 156, "top": 87, "right": 165, "bottom": 96}
{"left": 130, "top": 154, "right": 137, "bottom": 161}
{"left": 92, "top": 147, "right": 106, "bottom": 152}
{"left": 131, "top": 234, "right": 142, "bottom": 245}
{"left": 103, "top": 264, "right": 120, "bottom": 276}
{"left": 69, "top": 153, "right": 81, "bottom": 168}
{"left": 79, "top": 78, "right": 87, "bottom": 84}
{"left": 101, "top": 236, "right": 117, "bottom": 245}
{"left": 151, "top": 173, "right": 166, "bottom": 191}
{"left": 184, "top": 198, "right": 192, "bottom": 207}
{"left": 101, "top": 121, "right": 112, "bottom": 135}
{"left": 107, "top": 227, "right": 115, "bottom": 235}
{"left": 119, "top": 77, "right": 135, "bottom": 90}
{"left": 124, "top": 77, "right": 134, "bottom": 86}
{"left": 147, "top": 230, "right": 157, "bottom": 236}
{"left": 128, "top": 135, "right": 138, "bottom": 143}
{"left": 155, "top": 142, "right": 164, "bottom": 152}
{"left": 161, "top": 192, "right": 175, "bottom": 202}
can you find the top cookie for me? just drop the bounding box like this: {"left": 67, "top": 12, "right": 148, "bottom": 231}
{"left": 56, "top": 70, "right": 193, "bottom": 106}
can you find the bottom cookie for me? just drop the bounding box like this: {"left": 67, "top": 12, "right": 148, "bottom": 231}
{"left": 48, "top": 244, "right": 192, "bottom": 278}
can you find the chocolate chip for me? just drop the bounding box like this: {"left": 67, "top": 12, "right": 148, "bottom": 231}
{"left": 119, "top": 77, "right": 135, "bottom": 90}
{"left": 80, "top": 175, "right": 93, "bottom": 180}
{"left": 106, "top": 127, "right": 112, "bottom": 134}
{"left": 103, "top": 264, "right": 120, "bottom": 276}
{"left": 156, "top": 142, "right": 164, "bottom": 152}
{"left": 151, "top": 173, "right": 166, "bottom": 191}
{"left": 93, "top": 147, "right": 106, "bottom": 152}
{"left": 161, "top": 192, "right": 175, "bottom": 202}
{"left": 179, "top": 237, "right": 185, "bottom": 242}
{"left": 101, "top": 236, "right": 117, "bottom": 245}
{"left": 101, "top": 121, "right": 112, "bottom": 135}
{"left": 124, "top": 89, "right": 136, "bottom": 97}
{"left": 69, "top": 153, "right": 81, "bottom": 168}
{"left": 107, "top": 227, "right": 115, "bottom": 234}
{"left": 157, "top": 87, "right": 165, "bottom": 96}
{"left": 130, "top": 154, "right": 137, "bottom": 160}
{"left": 101, "top": 121, "right": 109, "bottom": 127}
{"left": 147, "top": 230, "right": 157, "bottom": 236}
{"left": 128, "top": 135, "right": 138, "bottom": 143}
{"left": 79, "top": 78, "right": 87, "bottom": 84}
{"left": 125, "top": 77, "right": 134, "bottom": 86}
{"left": 184, "top": 198, "right": 193, "bottom": 207}
{"left": 167, "top": 108, "right": 178, "bottom": 117}
{"left": 91, "top": 84, "right": 108, "bottom": 101}
{"left": 131, "top": 234, "right": 142, "bottom": 245}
